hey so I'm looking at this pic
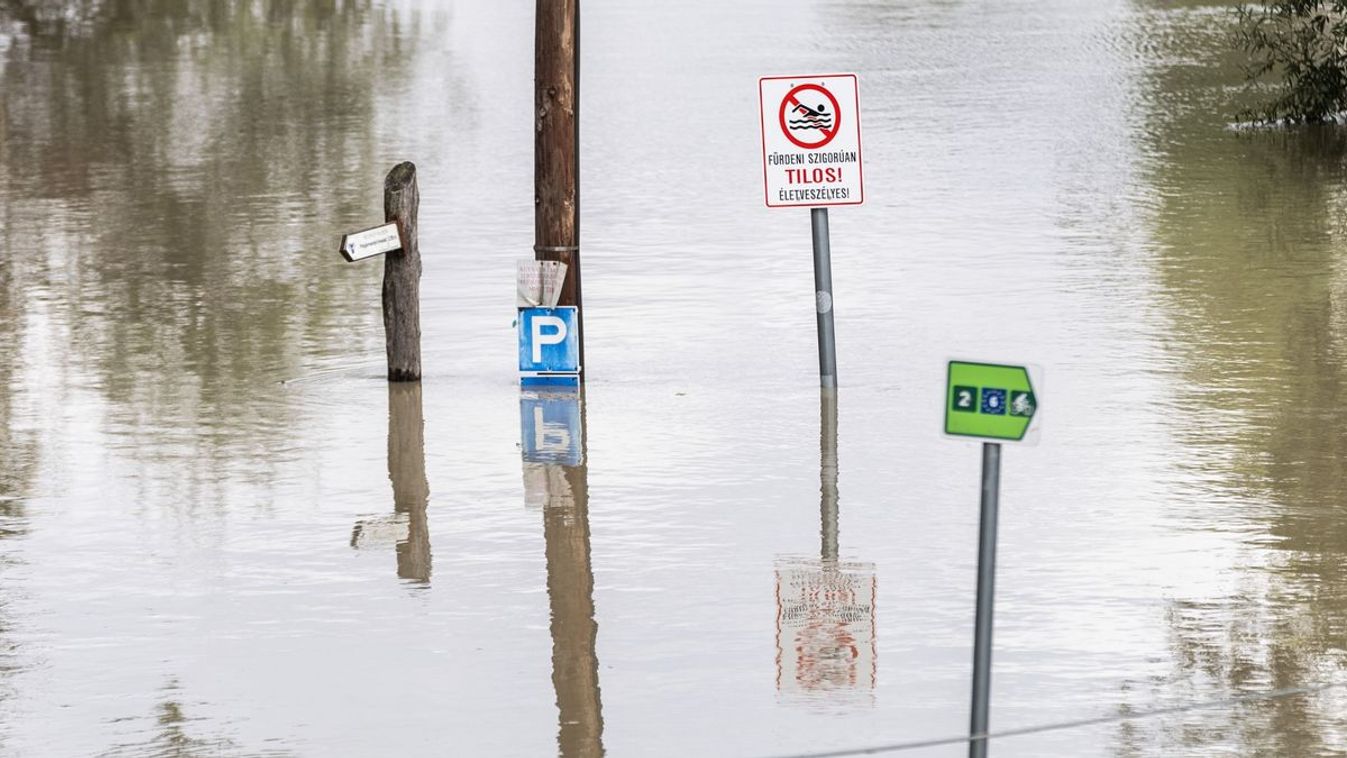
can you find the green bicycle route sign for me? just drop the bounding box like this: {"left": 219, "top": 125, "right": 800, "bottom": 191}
{"left": 945, "top": 361, "right": 1037, "bottom": 442}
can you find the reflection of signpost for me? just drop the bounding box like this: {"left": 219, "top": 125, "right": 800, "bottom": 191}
{"left": 945, "top": 360, "right": 1039, "bottom": 758}
{"left": 774, "top": 389, "right": 876, "bottom": 706}
{"left": 775, "top": 558, "right": 876, "bottom": 702}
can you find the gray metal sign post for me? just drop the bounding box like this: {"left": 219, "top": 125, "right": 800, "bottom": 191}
{"left": 811, "top": 208, "right": 837, "bottom": 389}
{"left": 969, "top": 441, "right": 1001, "bottom": 758}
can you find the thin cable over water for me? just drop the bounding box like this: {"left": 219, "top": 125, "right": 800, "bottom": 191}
{"left": 762, "top": 681, "right": 1347, "bottom": 758}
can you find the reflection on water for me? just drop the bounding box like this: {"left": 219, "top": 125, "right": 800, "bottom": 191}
{"left": 820, "top": 390, "right": 839, "bottom": 563}
{"left": 1111, "top": 5, "right": 1347, "bottom": 755}
{"left": 775, "top": 559, "right": 877, "bottom": 705}
{"left": 776, "top": 390, "right": 876, "bottom": 707}
{"left": 522, "top": 392, "right": 604, "bottom": 757}
{"left": 98, "top": 680, "right": 292, "bottom": 758}
{"left": 0, "top": 0, "right": 414, "bottom": 482}
{"left": 0, "top": 189, "right": 33, "bottom": 749}
{"left": 388, "top": 384, "right": 431, "bottom": 583}
{"left": 350, "top": 383, "right": 431, "bottom": 583}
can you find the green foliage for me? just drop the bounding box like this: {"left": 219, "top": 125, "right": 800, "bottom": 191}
{"left": 1236, "top": 1, "right": 1347, "bottom": 124}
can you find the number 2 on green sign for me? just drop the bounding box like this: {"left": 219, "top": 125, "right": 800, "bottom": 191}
{"left": 952, "top": 385, "right": 979, "bottom": 413}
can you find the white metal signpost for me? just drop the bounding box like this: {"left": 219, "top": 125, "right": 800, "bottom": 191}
{"left": 759, "top": 74, "right": 863, "bottom": 388}
{"left": 338, "top": 222, "right": 402, "bottom": 262}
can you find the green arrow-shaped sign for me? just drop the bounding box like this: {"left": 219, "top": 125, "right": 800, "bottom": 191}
{"left": 945, "top": 361, "right": 1037, "bottom": 442}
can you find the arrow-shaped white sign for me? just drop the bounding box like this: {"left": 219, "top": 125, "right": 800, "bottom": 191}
{"left": 339, "top": 222, "right": 402, "bottom": 262}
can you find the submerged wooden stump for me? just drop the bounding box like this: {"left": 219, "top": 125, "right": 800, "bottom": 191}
{"left": 383, "top": 161, "right": 421, "bottom": 382}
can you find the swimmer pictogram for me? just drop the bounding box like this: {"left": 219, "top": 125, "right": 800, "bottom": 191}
{"left": 778, "top": 83, "right": 842, "bottom": 149}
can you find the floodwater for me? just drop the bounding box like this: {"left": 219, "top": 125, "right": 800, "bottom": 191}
{"left": 2, "top": 0, "right": 1347, "bottom": 755}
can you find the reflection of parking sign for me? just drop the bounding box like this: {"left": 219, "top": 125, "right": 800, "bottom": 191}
{"left": 519, "top": 306, "right": 580, "bottom": 386}
{"left": 520, "top": 393, "right": 583, "bottom": 466}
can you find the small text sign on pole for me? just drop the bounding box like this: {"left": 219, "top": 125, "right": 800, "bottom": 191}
{"left": 338, "top": 222, "right": 402, "bottom": 262}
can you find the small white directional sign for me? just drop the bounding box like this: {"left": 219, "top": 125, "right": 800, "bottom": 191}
{"left": 339, "top": 222, "right": 402, "bottom": 262}
{"left": 759, "top": 74, "right": 864, "bottom": 208}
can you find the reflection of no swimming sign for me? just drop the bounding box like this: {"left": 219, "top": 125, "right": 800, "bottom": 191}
{"left": 759, "top": 74, "right": 863, "bottom": 208}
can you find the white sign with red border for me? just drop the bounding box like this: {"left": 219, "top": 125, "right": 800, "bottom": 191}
{"left": 759, "top": 74, "right": 864, "bottom": 208}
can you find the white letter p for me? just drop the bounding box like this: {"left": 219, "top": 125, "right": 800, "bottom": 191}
{"left": 531, "top": 316, "right": 567, "bottom": 363}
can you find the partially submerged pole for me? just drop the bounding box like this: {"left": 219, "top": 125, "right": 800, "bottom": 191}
{"left": 811, "top": 208, "right": 837, "bottom": 389}
{"left": 383, "top": 161, "right": 422, "bottom": 382}
{"left": 535, "top": 0, "right": 584, "bottom": 380}
{"left": 969, "top": 441, "right": 1002, "bottom": 758}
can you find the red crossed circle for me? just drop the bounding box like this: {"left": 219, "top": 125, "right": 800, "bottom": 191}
{"left": 778, "top": 83, "right": 841, "bottom": 150}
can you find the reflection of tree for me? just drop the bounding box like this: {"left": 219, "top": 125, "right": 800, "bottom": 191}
{"left": 1115, "top": 5, "right": 1347, "bottom": 755}
{"left": 0, "top": 0, "right": 419, "bottom": 492}
{"left": 97, "top": 679, "right": 294, "bottom": 758}
{"left": 0, "top": 179, "right": 36, "bottom": 750}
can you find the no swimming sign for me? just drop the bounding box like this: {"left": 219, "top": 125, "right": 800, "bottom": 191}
{"left": 758, "top": 74, "right": 864, "bottom": 208}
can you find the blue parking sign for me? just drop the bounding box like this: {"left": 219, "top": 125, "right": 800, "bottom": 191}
{"left": 519, "top": 306, "right": 580, "bottom": 386}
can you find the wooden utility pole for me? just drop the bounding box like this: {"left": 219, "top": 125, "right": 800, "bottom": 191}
{"left": 383, "top": 161, "right": 422, "bottom": 382}
{"left": 535, "top": 0, "right": 584, "bottom": 379}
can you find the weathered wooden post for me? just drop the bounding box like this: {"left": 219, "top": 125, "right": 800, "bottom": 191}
{"left": 535, "top": 0, "right": 584, "bottom": 380}
{"left": 383, "top": 161, "right": 422, "bottom": 382}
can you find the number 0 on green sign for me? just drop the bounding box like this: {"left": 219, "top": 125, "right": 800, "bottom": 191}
{"left": 945, "top": 361, "right": 1037, "bottom": 442}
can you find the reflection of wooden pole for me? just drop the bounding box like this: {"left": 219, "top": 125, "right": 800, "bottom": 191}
{"left": 820, "top": 389, "right": 839, "bottom": 563}
{"left": 389, "top": 383, "right": 431, "bottom": 583}
{"left": 535, "top": 0, "right": 584, "bottom": 380}
{"left": 539, "top": 397, "right": 603, "bottom": 756}
{"left": 383, "top": 161, "right": 421, "bottom": 381}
